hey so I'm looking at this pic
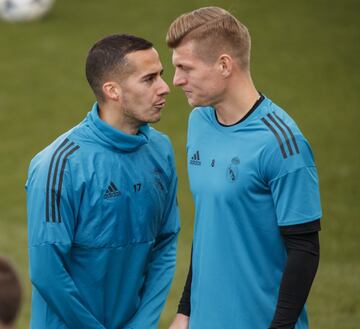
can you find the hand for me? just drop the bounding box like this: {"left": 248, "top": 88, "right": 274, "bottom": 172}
{"left": 168, "top": 313, "right": 190, "bottom": 329}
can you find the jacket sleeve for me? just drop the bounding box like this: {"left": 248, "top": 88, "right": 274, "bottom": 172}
{"left": 26, "top": 150, "right": 106, "bottom": 329}
{"left": 123, "top": 147, "right": 181, "bottom": 329}
{"left": 29, "top": 244, "right": 106, "bottom": 329}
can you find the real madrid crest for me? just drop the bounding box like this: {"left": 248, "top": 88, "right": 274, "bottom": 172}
{"left": 226, "top": 157, "right": 240, "bottom": 183}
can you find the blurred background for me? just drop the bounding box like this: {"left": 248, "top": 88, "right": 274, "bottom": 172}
{"left": 0, "top": 0, "right": 359, "bottom": 328}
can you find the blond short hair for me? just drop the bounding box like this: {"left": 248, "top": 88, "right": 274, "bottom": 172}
{"left": 166, "top": 7, "right": 251, "bottom": 70}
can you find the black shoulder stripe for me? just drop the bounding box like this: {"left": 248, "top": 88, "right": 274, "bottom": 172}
{"left": 56, "top": 145, "right": 80, "bottom": 223}
{"left": 261, "top": 117, "right": 287, "bottom": 159}
{"left": 273, "top": 113, "right": 300, "bottom": 154}
{"left": 46, "top": 138, "right": 69, "bottom": 222}
{"left": 267, "top": 113, "right": 293, "bottom": 156}
{"left": 51, "top": 142, "right": 75, "bottom": 222}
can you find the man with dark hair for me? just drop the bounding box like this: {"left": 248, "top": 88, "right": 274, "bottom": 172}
{"left": 26, "top": 34, "right": 180, "bottom": 329}
{"left": 0, "top": 256, "right": 22, "bottom": 329}
{"left": 167, "top": 7, "right": 321, "bottom": 329}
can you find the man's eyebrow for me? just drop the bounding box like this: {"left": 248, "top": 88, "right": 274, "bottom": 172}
{"left": 176, "top": 63, "right": 190, "bottom": 69}
{"left": 142, "top": 69, "right": 164, "bottom": 79}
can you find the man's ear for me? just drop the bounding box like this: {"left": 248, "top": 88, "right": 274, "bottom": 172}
{"left": 102, "top": 81, "right": 122, "bottom": 102}
{"left": 217, "top": 54, "right": 233, "bottom": 78}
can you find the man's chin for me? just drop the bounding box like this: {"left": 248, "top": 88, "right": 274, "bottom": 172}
{"left": 187, "top": 98, "right": 199, "bottom": 107}
{"left": 147, "top": 114, "right": 161, "bottom": 124}
{"left": 188, "top": 99, "right": 207, "bottom": 108}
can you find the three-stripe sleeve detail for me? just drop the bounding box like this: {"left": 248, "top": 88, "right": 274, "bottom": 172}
{"left": 261, "top": 117, "right": 288, "bottom": 159}
{"left": 267, "top": 113, "right": 293, "bottom": 156}
{"left": 56, "top": 145, "right": 80, "bottom": 223}
{"left": 261, "top": 112, "right": 300, "bottom": 159}
{"left": 51, "top": 142, "right": 75, "bottom": 221}
{"left": 45, "top": 139, "right": 80, "bottom": 223}
{"left": 273, "top": 113, "right": 300, "bottom": 154}
{"left": 45, "top": 138, "right": 69, "bottom": 221}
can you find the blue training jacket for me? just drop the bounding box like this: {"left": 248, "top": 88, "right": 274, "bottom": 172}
{"left": 26, "top": 103, "right": 180, "bottom": 329}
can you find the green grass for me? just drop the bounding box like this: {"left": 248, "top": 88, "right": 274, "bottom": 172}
{"left": 0, "top": 0, "right": 359, "bottom": 328}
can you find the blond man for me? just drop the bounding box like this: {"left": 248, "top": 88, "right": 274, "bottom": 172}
{"left": 167, "top": 7, "right": 321, "bottom": 329}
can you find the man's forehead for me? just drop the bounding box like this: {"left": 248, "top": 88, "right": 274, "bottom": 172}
{"left": 126, "top": 48, "right": 159, "bottom": 65}
{"left": 172, "top": 41, "right": 198, "bottom": 63}
{"left": 125, "top": 48, "right": 162, "bottom": 73}
{"left": 173, "top": 39, "right": 221, "bottom": 67}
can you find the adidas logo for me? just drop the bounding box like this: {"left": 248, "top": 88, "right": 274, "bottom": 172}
{"left": 190, "top": 150, "right": 201, "bottom": 166}
{"left": 104, "top": 182, "right": 121, "bottom": 199}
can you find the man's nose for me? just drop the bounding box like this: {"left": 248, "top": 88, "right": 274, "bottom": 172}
{"left": 173, "top": 69, "right": 186, "bottom": 86}
{"left": 158, "top": 77, "right": 170, "bottom": 95}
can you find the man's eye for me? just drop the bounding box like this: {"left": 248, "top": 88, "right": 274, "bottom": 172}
{"left": 145, "top": 76, "right": 156, "bottom": 83}
{"left": 180, "top": 66, "right": 190, "bottom": 73}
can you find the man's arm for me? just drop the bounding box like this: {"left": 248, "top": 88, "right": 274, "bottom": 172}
{"left": 168, "top": 254, "right": 192, "bottom": 329}
{"left": 263, "top": 130, "right": 322, "bottom": 328}
{"left": 124, "top": 231, "right": 179, "bottom": 329}
{"left": 169, "top": 314, "right": 190, "bottom": 329}
{"left": 177, "top": 251, "right": 192, "bottom": 316}
{"left": 124, "top": 156, "right": 181, "bottom": 329}
{"left": 29, "top": 244, "right": 106, "bottom": 329}
{"left": 269, "top": 220, "right": 321, "bottom": 329}
{"left": 27, "top": 149, "right": 106, "bottom": 329}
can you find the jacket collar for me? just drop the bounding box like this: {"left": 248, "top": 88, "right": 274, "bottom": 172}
{"left": 87, "top": 103, "right": 150, "bottom": 152}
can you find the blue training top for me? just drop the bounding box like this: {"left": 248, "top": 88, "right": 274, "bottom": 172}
{"left": 26, "top": 103, "right": 180, "bottom": 329}
{"left": 187, "top": 95, "right": 322, "bottom": 329}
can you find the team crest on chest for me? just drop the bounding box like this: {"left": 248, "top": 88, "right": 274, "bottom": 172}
{"left": 226, "top": 157, "right": 240, "bottom": 182}
{"left": 153, "top": 168, "right": 165, "bottom": 191}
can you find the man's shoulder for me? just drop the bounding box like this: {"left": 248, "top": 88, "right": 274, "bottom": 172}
{"left": 189, "top": 106, "right": 212, "bottom": 121}
{"left": 147, "top": 127, "right": 176, "bottom": 169}
{"left": 256, "top": 97, "right": 314, "bottom": 166}
{"left": 187, "top": 107, "right": 213, "bottom": 134}
{"left": 256, "top": 97, "right": 306, "bottom": 144}
{"left": 28, "top": 126, "right": 84, "bottom": 174}
{"left": 148, "top": 127, "right": 173, "bottom": 149}
{"left": 259, "top": 97, "right": 301, "bottom": 132}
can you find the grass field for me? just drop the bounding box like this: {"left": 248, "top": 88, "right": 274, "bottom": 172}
{"left": 0, "top": 0, "right": 359, "bottom": 328}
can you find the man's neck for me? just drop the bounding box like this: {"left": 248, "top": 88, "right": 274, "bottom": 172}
{"left": 214, "top": 72, "right": 260, "bottom": 125}
{"left": 98, "top": 102, "right": 140, "bottom": 135}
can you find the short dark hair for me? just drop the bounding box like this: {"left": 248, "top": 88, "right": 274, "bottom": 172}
{"left": 86, "top": 34, "right": 153, "bottom": 103}
{"left": 0, "top": 257, "right": 22, "bottom": 325}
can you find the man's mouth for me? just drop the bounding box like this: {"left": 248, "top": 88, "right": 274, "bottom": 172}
{"left": 154, "top": 100, "right": 166, "bottom": 109}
